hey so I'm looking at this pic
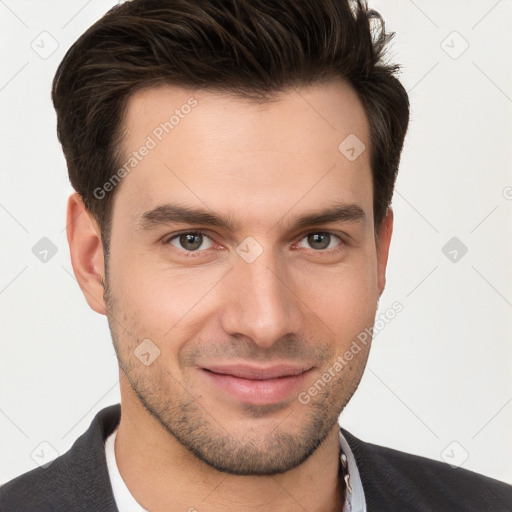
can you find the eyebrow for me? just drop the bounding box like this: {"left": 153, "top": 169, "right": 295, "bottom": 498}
{"left": 136, "top": 201, "right": 366, "bottom": 233}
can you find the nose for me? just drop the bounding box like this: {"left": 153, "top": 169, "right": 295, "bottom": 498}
{"left": 219, "top": 248, "right": 304, "bottom": 350}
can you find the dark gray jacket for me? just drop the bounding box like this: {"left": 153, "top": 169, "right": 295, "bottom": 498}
{"left": 1, "top": 404, "right": 511, "bottom": 511}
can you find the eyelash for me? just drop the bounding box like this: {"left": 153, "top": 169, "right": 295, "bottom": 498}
{"left": 162, "top": 230, "right": 346, "bottom": 255}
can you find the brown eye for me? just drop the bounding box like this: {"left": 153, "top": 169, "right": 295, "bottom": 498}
{"left": 297, "top": 232, "right": 342, "bottom": 251}
{"left": 167, "top": 232, "right": 213, "bottom": 252}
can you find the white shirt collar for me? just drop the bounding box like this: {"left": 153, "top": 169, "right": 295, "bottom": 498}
{"left": 338, "top": 427, "right": 367, "bottom": 512}
{"left": 105, "top": 428, "right": 147, "bottom": 512}
{"left": 105, "top": 426, "right": 366, "bottom": 512}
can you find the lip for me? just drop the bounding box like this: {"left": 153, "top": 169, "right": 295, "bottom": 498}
{"left": 204, "top": 364, "right": 312, "bottom": 380}
{"left": 200, "top": 364, "right": 314, "bottom": 405}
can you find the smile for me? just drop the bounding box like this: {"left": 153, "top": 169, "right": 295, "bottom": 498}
{"left": 200, "top": 364, "right": 314, "bottom": 405}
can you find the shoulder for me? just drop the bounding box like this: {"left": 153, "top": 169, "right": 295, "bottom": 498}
{"left": 0, "top": 404, "right": 121, "bottom": 512}
{"left": 342, "top": 428, "right": 512, "bottom": 512}
{"left": 0, "top": 449, "right": 79, "bottom": 510}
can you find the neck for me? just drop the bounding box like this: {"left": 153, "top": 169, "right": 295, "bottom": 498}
{"left": 114, "top": 383, "right": 344, "bottom": 511}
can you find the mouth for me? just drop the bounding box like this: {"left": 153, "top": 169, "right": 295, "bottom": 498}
{"left": 200, "top": 364, "right": 314, "bottom": 405}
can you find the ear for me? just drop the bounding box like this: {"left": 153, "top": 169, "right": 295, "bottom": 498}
{"left": 376, "top": 207, "right": 394, "bottom": 297}
{"left": 66, "top": 193, "right": 107, "bottom": 315}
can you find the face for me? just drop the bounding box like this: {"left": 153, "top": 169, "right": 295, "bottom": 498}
{"left": 98, "top": 80, "right": 392, "bottom": 475}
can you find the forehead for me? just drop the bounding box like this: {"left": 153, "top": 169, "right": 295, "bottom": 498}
{"left": 113, "top": 80, "right": 372, "bottom": 230}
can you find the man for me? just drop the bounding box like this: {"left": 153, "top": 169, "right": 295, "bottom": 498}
{"left": 1, "top": 0, "right": 511, "bottom": 510}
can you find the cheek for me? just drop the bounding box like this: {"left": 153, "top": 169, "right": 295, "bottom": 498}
{"left": 110, "top": 250, "right": 227, "bottom": 342}
{"left": 290, "top": 255, "right": 378, "bottom": 338}
{"left": 109, "top": 235, "right": 379, "bottom": 355}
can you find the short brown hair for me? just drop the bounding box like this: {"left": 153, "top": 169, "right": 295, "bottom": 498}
{"left": 52, "top": 0, "right": 409, "bottom": 256}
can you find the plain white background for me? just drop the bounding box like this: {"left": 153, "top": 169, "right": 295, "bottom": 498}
{"left": 1, "top": 0, "right": 511, "bottom": 486}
